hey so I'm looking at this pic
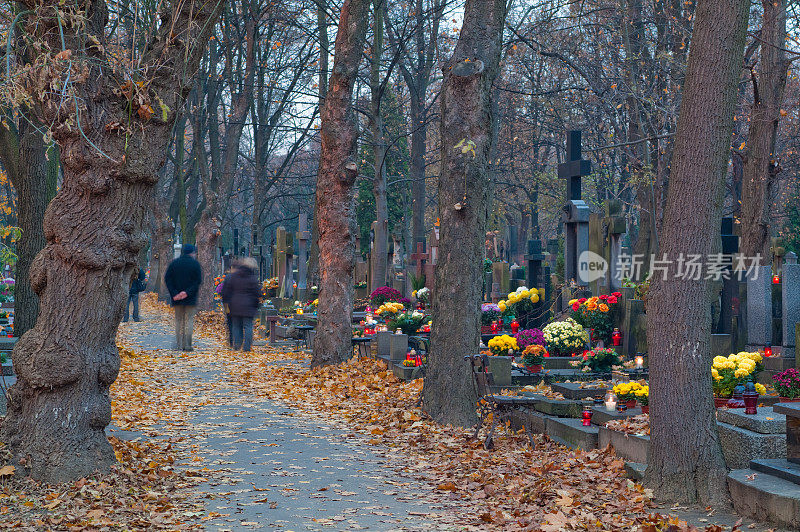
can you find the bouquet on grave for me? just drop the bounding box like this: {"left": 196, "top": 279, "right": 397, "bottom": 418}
{"left": 580, "top": 347, "right": 621, "bottom": 373}
{"left": 712, "top": 351, "right": 765, "bottom": 397}
{"left": 515, "top": 328, "right": 545, "bottom": 350}
{"left": 487, "top": 334, "right": 519, "bottom": 356}
{"left": 369, "top": 286, "right": 402, "bottom": 307}
{"left": 376, "top": 301, "right": 405, "bottom": 319}
{"left": 413, "top": 287, "right": 430, "bottom": 304}
{"left": 497, "top": 287, "right": 543, "bottom": 321}
{"left": 613, "top": 382, "right": 644, "bottom": 403}
{"left": 568, "top": 293, "right": 621, "bottom": 344}
{"left": 386, "top": 310, "right": 426, "bottom": 336}
{"left": 542, "top": 318, "right": 587, "bottom": 357}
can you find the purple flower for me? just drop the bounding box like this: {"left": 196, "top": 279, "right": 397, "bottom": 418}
{"left": 515, "top": 328, "right": 545, "bottom": 350}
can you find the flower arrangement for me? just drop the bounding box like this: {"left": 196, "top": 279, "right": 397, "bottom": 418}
{"left": 369, "top": 286, "right": 403, "bottom": 307}
{"left": 402, "top": 359, "right": 417, "bottom": 367}
{"left": 497, "top": 287, "right": 543, "bottom": 323}
{"left": 515, "top": 328, "right": 545, "bottom": 350}
{"left": 487, "top": 334, "right": 519, "bottom": 356}
{"left": 387, "top": 310, "right": 427, "bottom": 335}
{"left": 414, "top": 287, "right": 430, "bottom": 304}
{"left": 376, "top": 302, "right": 405, "bottom": 318}
{"left": 265, "top": 277, "right": 279, "bottom": 289}
{"left": 712, "top": 351, "right": 764, "bottom": 397}
{"left": 542, "top": 318, "right": 587, "bottom": 356}
{"left": 773, "top": 368, "right": 800, "bottom": 398}
{"left": 522, "top": 344, "right": 548, "bottom": 367}
{"left": 481, "top": 303, "right": 501, "bottom": 326}
{"left": 355, "top": 280, "right": 368, "bottom": 289}
{"left": 569, "top": 293, "right": 621, "bottom": 344}
{"left": 581, "top": 347, "right": 621, "bottom": 373}
{"left": 634, "top": 385, "right": 649, "bottom": 406}
{"left": 613, "top": 382, "right": 644, "bottom": 403}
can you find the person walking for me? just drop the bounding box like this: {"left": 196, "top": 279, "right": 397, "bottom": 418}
{"left": 221, "top": 257, "right": 261, "bottom": 351}
{"left": 164, "top": 244, "right": 203, "bottom": 351}
{"left": 123, "top": 267, "right": 147, "bottom": 322}
{"left": 216, "top": 266, "right": 235, "bottom": 347}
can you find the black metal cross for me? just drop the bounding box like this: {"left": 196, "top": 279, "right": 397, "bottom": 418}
{"left": 557, "top": 130, "right": 591, "bottom": 201}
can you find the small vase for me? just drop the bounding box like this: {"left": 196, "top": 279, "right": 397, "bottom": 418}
{"left": 714, "top": 397, "right": 731, "bottom": 408}
{"left": 625, "top": 399, "right": 636, "bottom": 409}
{"left": 640, "top": 405, "right": 649, "bottom": 414}
{"left": 526, "top": 364, "right": 542, "bottom": 373}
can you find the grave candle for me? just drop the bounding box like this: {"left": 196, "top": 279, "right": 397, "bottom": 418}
{"left": 581, "top": 407, "right": 593, "bottom": 427}
{"left": 773, "top": 275, "right": 781, "bottom": 284}
{"left": 764, "top": 346, "right": 773, "bottom": 358}
{"left": 635, "top": 355, "right": 644, "bottom": 369}
{"left": 510, "top": 320, "right": 520, "bottom": 334}
{"left": 743, "top": 382, "right": 758, "bottom": 415}
{"left": 604, "top": 391, "right": 617, "bottom": 411}
{"left": 612, "top": 328, "right": 622, "bottom": 346}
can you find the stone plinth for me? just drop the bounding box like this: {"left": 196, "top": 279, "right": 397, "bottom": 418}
{"left": 487, "top": 356, "right": 513, "bottom": 387}
{"left": 774, "top": 403, "right": 800, "bottom": 464}
{"left": 716, "top": 407, "right": 785, "bottom": 434}
{"left": 598, "top": 427, "right": 649, "bottom": 463}
{"left": 546, "top": 417, "right": 598, "bottom": 450}
{"left": 550, "top": 382, "right": 608, "bottom": 400}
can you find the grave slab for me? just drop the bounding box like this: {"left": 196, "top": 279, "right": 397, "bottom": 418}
{"left": 751, "top": 458, "right": 800, "bottom": 485}
{"left": 510, "top": 409, "right": 550, "bottom": 435}
{"left": 728, "top": 468, "right": 800, "bottom": 530}
{"left": 591, "top": 407, "right": 643, "bottom": 426}
{"left": 716, "top": 407, "right": 785, "bottom": 434}
{"left": 598, "top": 427, "right": 649, "bottom": 463}
{"left": 546, "top": 417, "right": 598, "bottom": 450}
{"left": 550, "top": 382, "right": 609, "bottom": 400}
{"left": 532, "top": 397, "right": 583, "bottom": 418}
{"left": 718, "top": 422, "right": 786, "bottom": 469}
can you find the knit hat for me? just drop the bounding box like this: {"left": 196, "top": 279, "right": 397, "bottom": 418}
{"left": 182, "top": 244, "right": 196, "bottom": 255}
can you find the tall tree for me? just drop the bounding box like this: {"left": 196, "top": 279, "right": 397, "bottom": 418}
{"left": 311, "top": 0, "right": 370, "bottom": 368}
{"left": 423, "top": 0, "right": 508, "bottom": 425}
{"left": 368, "top": 0, "right": 388, "bottom": 290}
{"left": 644, "top": 0, "right": 750, "bottom": 504}
{"left": 0, "top": 0, "right": 223, "bottom": 483}
{"left": 739, "top": 0, "right": 790, "bottom": 259}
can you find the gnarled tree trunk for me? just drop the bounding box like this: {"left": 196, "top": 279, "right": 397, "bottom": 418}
{"left": 311, "top": 0, "right": 370, "bottom": 368}
{"left": 423, "top": 0, "right": 507, "bottom": 426}
{"left": 150, "top": 197, "right": 174, "bottom": 301}
{"left": 195, "top": 210, "right": 221, "bottom": 311}
{"left": 0, "top": 0, "right": 222, "bottom": 483}
{"left": 369, "top": 0, "right": 388, "bottom": 291}
{"left": 644, "top": 0, "right": 749, "bottom": 504}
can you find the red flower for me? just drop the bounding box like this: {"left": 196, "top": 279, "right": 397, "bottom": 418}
{"left": 583, "top": 353, "right": 589, "bottom": 361}
{"left": 571, "top": 303, "right": 580, "bottom": 311}
{"left": 607, "top": 296, "right": 618, "bottom": 304}
{"left": 612, "top": 292, "right": 622, "bottom": 297}
{"left": 599, "top": 294, "right": 609, "bottom": 300}
{"left": 543, "top": 351, "right": 550, "bottom": 358}
{"left": 578, "top": 297, "right": 587, "bottom": 304}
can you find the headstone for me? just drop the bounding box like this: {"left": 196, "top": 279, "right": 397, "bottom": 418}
{"left": 484, "top": 270, "right": 493, "bottom": 301}
{"left": 275, "top": 227, "right": 294, "bottom": 299}
{"left": 782, "top": 263, "right": 800, "bottom": 359}
{"left": 173, "top": 242, "right": 182, "bottom": 259}
{"left": 604, "top": 200, "right": 626, "bottom": 291}
{"left": 296, "top": 214, "right": 310, "bottom": 302}
{"left": 588, "top": 213, "right": 604, "bottom": 294}
{"left": 718, "top": 217, "right": 739, "bottom": 335}
{"left": 558, "top": 130, "right": 591, "bottom": 287}
{"left": 409, "top": 242, "right": 429, "bottom": 283}
{"left": 746, "top": 265, "right": 773, "bottom": 350}
{"left": 525, "top": 240, "right": 545, "bottom": 291}
{"left": 491, "top": 261, "right": 510, "bottom": 301}
{"left": 509, "top": 264, "right": 525, "bottom": 291}
{"left": 424, "top": 226, "right": 439, "bottom": 292}
{"left": 508, "top": 225, "right": 519, "bottom": 265}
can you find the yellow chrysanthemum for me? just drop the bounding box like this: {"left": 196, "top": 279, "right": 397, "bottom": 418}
{"left": 755, "top": 383, "right": 766, "bottom": 395}
{"left": 598, "top": 303, "right": 609, "bottom": 313}
{"left": 530, "top": 293, "right": 539, "bottom": 303}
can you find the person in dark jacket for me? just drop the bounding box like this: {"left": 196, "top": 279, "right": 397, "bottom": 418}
{"left": 123, "top": 267, "right": 147, "bottom": 322}
{"left": 221, "top": 257, "right": 261, "bottom": 351}
{"left": 164, "top": 244, "right": 203, "bottom": 351}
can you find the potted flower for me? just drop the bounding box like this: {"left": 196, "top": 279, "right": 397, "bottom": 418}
{"left": 369, "top": 286, "right": 402, "bottom": 307}
{"left": 542, "top": 319, "right": 587, "bottom": 357}
{"left": 515, "top": 328, "right": 545, "bottom": 350}
{"left": 581, "top": 347, "right": 621, "bottom": 374}
{"left": 568, "top": 293, "right": 622, "bottom": 345}
{"left": 522, "top": 344, "right": 547, "bottom": 373}
{"left": 613, "top": 382, "right": 643, "bottom": 409}
{"left": 481, "top": 304, "right": 500, "bottom": 334}
{"left": 386, "top": 310, "right": 426, "bottom": 336}
{"left": 497, "top": 287, "right": 543, "bottom": 328}
{"left": 635, "top": 385, "right": 649, "bottom": 414}
{"left": 413, "top": 287, "right": 430, "bottom": 309}
{"left": 773, "top": 368, "right": 800, "bottom": 401}
{"left": 485, "top": 334, "right": 519, "bottom": 386}
{"left": 712, "top": 351, "right": 764, "bottom": 406}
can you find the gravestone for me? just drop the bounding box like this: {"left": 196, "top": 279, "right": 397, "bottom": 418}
{"left": 604, "top": 200, "right": 626, "bottom": 292}
{"left": 587, "top": 213, "right": 604, "bottom": 295}
{"left": 509, "top": 264, "right": 525, "bottom": 291}
{"left": 424, "top": 226, "right": 439, "bottom": 293}
{"left": 296, "top": 214, "right": 310, "bottom": 302}
{"left": 409, "top": 242, "right": 429, "bottom": 284}
{"left": 491, "top": 261, "right": 510, "bottom": 302}
{"left": 782, "top": 261, "right": 800, "bottom": 360}
{"left": 558, "top": 130, "right": 591, "bottom": 287}
{"left": 274, "top": 227, "right": 294, "bottom": 299}
{"left": 483, "top": 270, "right": 493, "bottom": 302}
{"left": 525, "top": 239, "right": 545, "bottom": 291}
{"left": 746, "top": 265, "right": 773, "bottom": 350}
{"left": 718, "top": 217, "right": 739, "bottom": 335}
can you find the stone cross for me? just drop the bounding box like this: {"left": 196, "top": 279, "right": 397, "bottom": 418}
{"left": 296, "top": 214, "right": 310, "bottom": 301}
{"left": 275, "top": 226, "right": 294, "bottom": 299}
{"left": 410, "top": 242, "right": 429, "bottom": 279}
{"left": 603, "top": 200, "right": 626, "bottom": 291}
{"left": 558, "top": 130, "right": 591, "bottom": 286}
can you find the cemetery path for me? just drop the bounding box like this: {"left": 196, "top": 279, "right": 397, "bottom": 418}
{"left": 114, "top": 301, "right": 456, "bottom": 531}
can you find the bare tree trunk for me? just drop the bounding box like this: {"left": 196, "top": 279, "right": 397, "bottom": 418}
{"left": 739, "top": 0, "right": 788, "bottom": 259}
{"left": 0, "top": 0, "right": 222, "bottom": 483}
{"left": 410, "top": 93, "right": 427, "bottom": 249}
{"left": 311, "top": 0, "right": 370, "bottom": 368}
{"left": 370, "top": 0, "right": 388, "bottom": 291}
{"left": 644, "top": 0, "right": 749, "bottom": 504}
{"left": 423, "top": 0, "right": 507, "bottom": 426}
{"left": 195, "top": 209, "right": 220, "bottom": 310}
{"left": 150, "top": 198, "right": 174, "bottom": 301}
{"left": 308, "top": 0, "right": 330, "bottom": 290}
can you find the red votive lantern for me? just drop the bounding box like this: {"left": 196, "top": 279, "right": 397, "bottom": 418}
{"left": 773, "top": 275, "right": 780, "bottom": 284}
{"left": 743, "top": 382, "right": 758, "bottom": 415}
{"left": 764, "top": 346, "right": 773, "bottom": 358}
{"left": 510, "top": 319, "right": 520, "bottom": 334}
{"left": 415, "top": 353, "right": 423, "bottom": 367}
{"left": 490, "top": 321, "right": 500, "bottom": 334}
{"left": 581, "top": 408, "right": 593, "bottom": 427}
{"left": 612, "top": 328, "right": 622, "bottom": 346}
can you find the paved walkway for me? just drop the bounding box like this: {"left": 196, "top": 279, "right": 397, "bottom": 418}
{"left": 117, "top": 309, "right": 449, "bottom": 531}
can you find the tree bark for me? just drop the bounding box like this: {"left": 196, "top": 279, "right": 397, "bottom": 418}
{"left": 0, "top": 0, "right": 222, "bottom": 483}
{"left": 150, "top": 196, "right": 174, "bottom": 301}
{"left": 739, "top": 0, "right": 788, "bottom": 260}
{"left": 644, "top": 0, "right": 749, "bottom": 505}
{"left": 370, "top": 0, "right": 388, "bottom": 291}
{"left": 311, "top": 0, "right": 370, "bottom": 368}
{"left": 423, "top": 0, "right": 507, "bottom": 426}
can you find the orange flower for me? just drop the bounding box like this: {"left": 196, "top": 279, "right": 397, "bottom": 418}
{"left": 586, "top": 301, "right": 598, "bottom": 311}
{"left": 598, "top": 303, "right": 609, "bottom": 313}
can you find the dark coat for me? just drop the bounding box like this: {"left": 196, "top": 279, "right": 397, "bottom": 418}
{"left": 221, "top": 266, "right": 261, "bottom": 317}
{"left": 129, "top": 268, "right": 146, "bottom": 296}
{"left": 164, "top": 255, "right": 203, "bottom": 306}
